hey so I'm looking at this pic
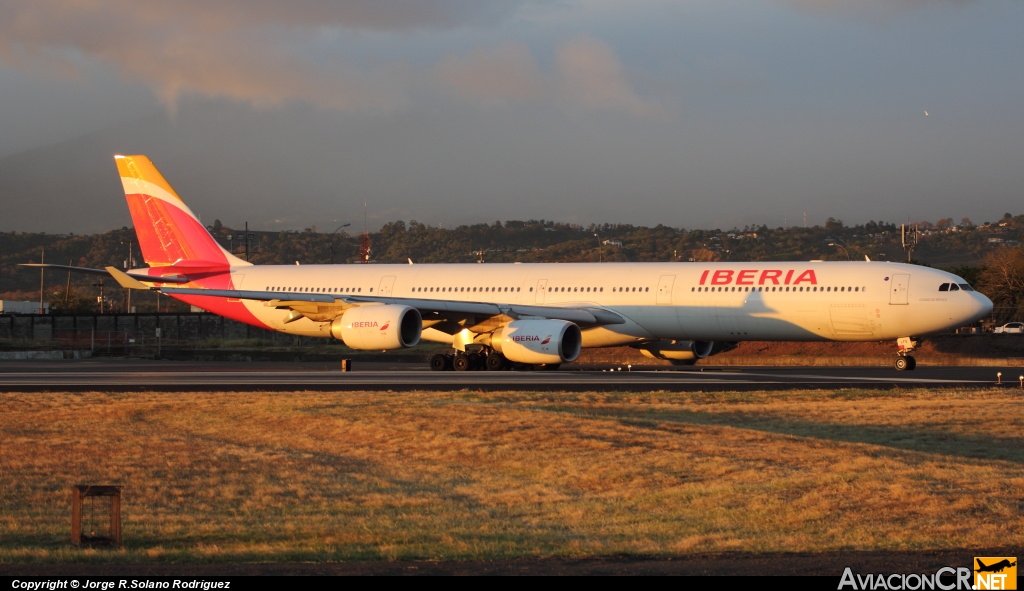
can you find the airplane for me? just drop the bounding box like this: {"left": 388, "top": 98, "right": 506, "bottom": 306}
{"left": 975, "top": 558, "right": 1016, "bottom": 574}
{"left": 25, "top": 155, "right": 993, "bottom": 372}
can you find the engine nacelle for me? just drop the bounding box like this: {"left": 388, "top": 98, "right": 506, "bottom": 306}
{"left": 637, "top": 340, "right": 714, "bottom": 365}
{"left": 492, "top": 320, "right": 582, "bottom": 365}
{"left": 330, "top": 305, "right": 422, "bottom": 350}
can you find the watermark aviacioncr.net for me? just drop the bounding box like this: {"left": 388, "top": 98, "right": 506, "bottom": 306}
{"left": 838, "top": 557, "right": 1017, "bottom": 591}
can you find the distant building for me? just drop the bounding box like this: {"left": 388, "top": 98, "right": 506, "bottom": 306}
{"left": 0, "top": 300, "right": 48, "bottom": 314}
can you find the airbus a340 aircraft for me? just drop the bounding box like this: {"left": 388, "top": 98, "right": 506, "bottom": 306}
{"left": 27, "top": 155, "right": 993, "bottom": 371}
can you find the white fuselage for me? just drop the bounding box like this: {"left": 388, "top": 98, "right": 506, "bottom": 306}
{"left": 214, "top": 261, "right": 991, "bottom": 347}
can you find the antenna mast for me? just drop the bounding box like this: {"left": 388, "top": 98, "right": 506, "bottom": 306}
{"left": 901, "top": 224, "right": 918, "bottom": 263}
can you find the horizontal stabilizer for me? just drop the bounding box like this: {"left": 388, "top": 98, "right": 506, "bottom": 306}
{"left": 20, "top": 263, "right": 190, "bottom": 284}
{"left": 106, "top": 266, "right": 151, "bottom": 290}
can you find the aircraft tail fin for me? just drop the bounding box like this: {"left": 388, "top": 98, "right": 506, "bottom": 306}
{"left": 115, "top": 155, "right": 250, "bottom": 269}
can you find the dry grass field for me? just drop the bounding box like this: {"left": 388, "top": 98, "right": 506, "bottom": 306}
{"left": 1, "top": 388, "right": 1021, "bottom": 564}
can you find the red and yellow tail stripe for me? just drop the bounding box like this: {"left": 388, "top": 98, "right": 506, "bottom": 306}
{"left": 116, "top": 155, "right": 248, "bottom": 269}
{"left": 116, "top": 155, "right": 266, "bottom": 326}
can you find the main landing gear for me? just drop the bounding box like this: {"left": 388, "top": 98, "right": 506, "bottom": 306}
{"left": 429, "top": 349, "right": 559, "bottom": 372}
{"left": 894, "top": 337, "right": 918, "bottom": 371}
{"left": 430, "top": 349, "right": 511, "bottom": 372}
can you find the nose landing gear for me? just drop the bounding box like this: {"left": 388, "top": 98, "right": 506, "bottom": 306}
{"left": 894, "top": 337, "right": 918, "bottom": 371}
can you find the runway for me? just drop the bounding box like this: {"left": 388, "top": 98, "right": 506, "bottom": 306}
{"left": 0, "top": 359, "right": 1011, "bottom": 391}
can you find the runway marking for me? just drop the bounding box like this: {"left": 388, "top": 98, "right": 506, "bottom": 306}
{"left": 0, "top": 366, "right": 998, "bottom": 392}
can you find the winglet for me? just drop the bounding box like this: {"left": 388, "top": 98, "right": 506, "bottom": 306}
{"left": 105, "top": 266, "right": 152, "bottom": 290}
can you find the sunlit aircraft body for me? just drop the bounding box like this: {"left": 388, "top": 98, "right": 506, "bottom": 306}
{"left": 28, "top": 155, "right": 994, "bottom": 371}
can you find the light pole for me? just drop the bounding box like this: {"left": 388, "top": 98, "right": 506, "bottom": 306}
{"left": 121, "top": 240, "right": 134, "bottom": 312}
{"left": 594, "top": 233, "right": 602, "bottom": 263}
{"left": 328, "top": 223, "right": 351, "bottom": 264}
{"left": 827, "top": 238, "right": 851, "bottom": 261}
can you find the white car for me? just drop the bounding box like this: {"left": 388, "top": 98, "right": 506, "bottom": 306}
{"left": 994, "top": 322, "right": 1024, "bottom": 334}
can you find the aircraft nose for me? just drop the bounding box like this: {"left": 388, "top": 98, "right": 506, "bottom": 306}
{"left": 973, "top": 292, "right": 994, "bottom": 322}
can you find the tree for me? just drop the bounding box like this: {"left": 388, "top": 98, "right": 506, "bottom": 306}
{"left": 825, "top": 217, "right": 844, "bottom": 232}
{"left": 976, "top": 246, "right": 1024, "bottom": 323}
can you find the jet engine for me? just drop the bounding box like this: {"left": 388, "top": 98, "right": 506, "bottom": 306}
{"left": 492, "top": 320, "right": 582, "bottom": 365}
{"left": 330, "top": 305, "right": 422, "bottom": 350}
{"left": 636, "top": 340, "right": 714, "bottom": 365}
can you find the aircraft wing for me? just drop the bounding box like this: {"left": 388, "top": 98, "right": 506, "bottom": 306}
{"left": 31, "top": 263, "right": 625, "bottom": 327}
{"left": 156, "top": 286, "right": 625, "bottom": 326}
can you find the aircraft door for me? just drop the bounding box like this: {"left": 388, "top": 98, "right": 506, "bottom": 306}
{"left": 536, "top": 279, "right": 548, "bottom": 304}
{"left": 889, "top": 273, "right": 910, "bottom": 305}
{"left": 657, "top": 275, "right": 675, "bottom": 305}
{"left": 378, "top": 275, "right": 397, "bottom": 297}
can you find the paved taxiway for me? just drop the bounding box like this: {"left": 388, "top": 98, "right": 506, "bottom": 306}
{"left": 0, "top": 359, "right": 1011, "bottom": 391}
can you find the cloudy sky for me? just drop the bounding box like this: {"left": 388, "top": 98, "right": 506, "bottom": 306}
{"left": 1, "top": 0, "right": 1022, "bottom": 233}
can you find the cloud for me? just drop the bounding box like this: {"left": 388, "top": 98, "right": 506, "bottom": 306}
{"left": 0, "top": 2, "right": 658, "bottom": 117}
{"left": 781, "top": 0, "right": 974, "bottom": 19}
{"left": 436, "top": 37, "right": 661, "bottom": 116}
{"left": 554, "top": 36, "right": 660, "bottom": 117}
{"left": 0, "top": 0, "right": 525, "bottom": 112}
{"left": 436, "top": 42, "right": 545, "bottom": 106}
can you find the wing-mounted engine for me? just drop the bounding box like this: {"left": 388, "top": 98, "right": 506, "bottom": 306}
{"left": 330, "top": 304, "right": 422, "bottom": 350}
{"left": 636, "top": 340, "right": 715, "bottom": 365}
{"left": 491, "top": 319, "right": 582, "bottom": 365}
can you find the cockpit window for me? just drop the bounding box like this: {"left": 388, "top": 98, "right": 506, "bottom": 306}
{"left": 939, "top": 282, "right": 976, "bottom": 292}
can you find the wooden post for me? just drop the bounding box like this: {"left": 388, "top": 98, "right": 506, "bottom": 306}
{"left": 71, "top": 485, "right": 122, "bottom": 546}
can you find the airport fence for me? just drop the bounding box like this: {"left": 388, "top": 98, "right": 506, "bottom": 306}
{"left": 0, "top": 312, "right": 325, "bottom": 356}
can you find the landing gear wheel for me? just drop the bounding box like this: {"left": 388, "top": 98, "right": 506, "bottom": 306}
{"left": 485, "top": 352, "right": 505, "bottom": 371}
{"left": 894, "top": 355, "right": 917, "bottom": 371}
{"left": 453, "top": 353, "right": 471, "bottom": 371}
{"left": 429, "top": 353, "right": 449, "bottom": 371}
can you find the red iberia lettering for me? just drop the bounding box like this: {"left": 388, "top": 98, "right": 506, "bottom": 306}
{"left": 699, "top": 268, "right": 817, "bottom": 286}
{"left": 352, "top": 321, "right": 379, "bottom": 328}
